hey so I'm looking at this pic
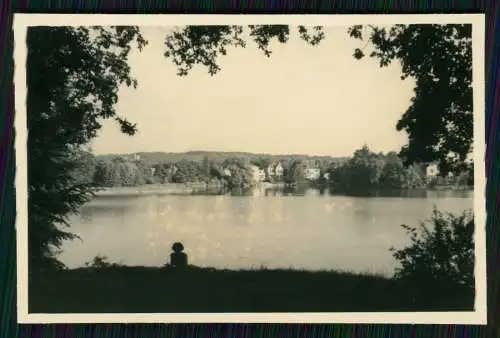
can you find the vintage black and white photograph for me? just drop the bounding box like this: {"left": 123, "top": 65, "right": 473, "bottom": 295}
{"left": 15, "top": 14, "right": 486, "bottom": 324}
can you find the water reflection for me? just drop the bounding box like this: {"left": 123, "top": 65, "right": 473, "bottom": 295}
{"left": 59, "top": 187, "right": 473, "bottom": 275}
{"left": 173, "top": 186, "right": 473, "bottom": 199}
{"left": 329, "top": 188, "right": 473, "bottom": 199}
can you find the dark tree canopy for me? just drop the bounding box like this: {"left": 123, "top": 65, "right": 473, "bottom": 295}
{"left": 27, "top": 26, "right": 147, "bottom": 268}
{"left": 164, "top": 25, "right": 325, "bottom": 76}
{"left": 348, "top": 24, "right": 473, "bottom": 174}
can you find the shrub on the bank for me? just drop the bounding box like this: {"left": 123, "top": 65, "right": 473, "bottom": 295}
{"left": 391, "top": 207, "right": 474, "bottom": 290}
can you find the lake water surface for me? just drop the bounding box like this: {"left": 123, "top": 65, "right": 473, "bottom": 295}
{"left": 59, "top": 187, "right": 473, "bottom": 276}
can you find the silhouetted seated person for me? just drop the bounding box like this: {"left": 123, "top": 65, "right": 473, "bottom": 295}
{"left": 170, "top": 242, "right": 188, "bottom": 269}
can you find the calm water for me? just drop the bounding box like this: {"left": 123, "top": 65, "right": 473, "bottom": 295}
{"left": 58, "top": 187, "right": 473, "bottom": 276}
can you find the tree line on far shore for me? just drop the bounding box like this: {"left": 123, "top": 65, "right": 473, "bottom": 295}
{"left": 324, "top": 145, "right": 473, "bottom": 192}
{"left": 76, "top": 154, "right": 256, "bottom": 189}
{"left": 71, "top": 145, "right": 473, "bottom": 192}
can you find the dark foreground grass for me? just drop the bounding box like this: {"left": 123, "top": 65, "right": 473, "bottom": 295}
{"left": 29, "top": 265, "right": 475, "bottom": 313}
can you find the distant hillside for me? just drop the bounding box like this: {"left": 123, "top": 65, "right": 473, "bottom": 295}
{"left": 95, "top": 151, "right": 349, "bottom": 166}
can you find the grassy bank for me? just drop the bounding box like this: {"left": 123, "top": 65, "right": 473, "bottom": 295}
{"left": 29, "top": 265, "right": 474, "bottom": 313}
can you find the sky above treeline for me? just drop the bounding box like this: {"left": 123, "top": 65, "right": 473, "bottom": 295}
{"left": 91, "top": 25, "right": 416, "bottom": 157}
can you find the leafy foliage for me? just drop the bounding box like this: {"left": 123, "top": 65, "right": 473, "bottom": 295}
{"left": 84, "top": 255, "right": 124, "bottom": 269}
{"left": 79, "top": 153, "right": 264, "bottom": 189}
{"left": 327, "top": 145, "right": 471, "bottom": 192}
{"left": 327, "top": 145, "right": 423, "bottom": 191}
{"left": 222, "top": 158, "right": 254, "bottom": 189}
{"left": 348, "top": 24, "right": 473, "bottom": 175}
{"left": 379, "top": 152, "right": 406, "bottom": 188}
{"left": 391, "top": 208, "right": 474, "bottom": 290}
{"left": 69, "top": 148, "right": 98, "bottom": 186}
{"left": 92, "top": 157, "right": 152, "bottom": 187}
{"left": 27, "top": 26, "right": 147, "bottom": 268}
{"left": 403, "top": 163, "right": 426, "bottom": 189}
{"left": 164, "top": 25, "right": 324, "bottom": 76}
{"left": 284, "top": 160, "right": 306, "bottom": 184}
{"left": 101, "top": 151, "right": 347, "bottom": 170}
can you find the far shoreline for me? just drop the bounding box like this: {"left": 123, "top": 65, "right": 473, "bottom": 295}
{"left": 92, "top": 182, "right": 285, "bottom": 197}
{"left": 91, "top": 183, "right": 473, "bottom": 198}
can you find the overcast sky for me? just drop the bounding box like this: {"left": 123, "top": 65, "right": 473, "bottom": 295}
{"left": 91, "top": 26, "right": 416, "bottom": 157}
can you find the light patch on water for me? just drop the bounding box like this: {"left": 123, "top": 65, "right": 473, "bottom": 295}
{"left": 324, "top": 203, "right": 335, "bottom": 213}
{"left": 272, "top": 212, "right": 283, "bottom": 223}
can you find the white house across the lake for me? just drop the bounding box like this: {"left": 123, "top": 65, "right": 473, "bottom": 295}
{"left": 267, "top": 161, "right": 284, "bottom": 180}
{"left": 250, "top": 165, "right": 266, "bottom": 182}
{"left": 304, "top": 167, "right": 321, "bottom": 181}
